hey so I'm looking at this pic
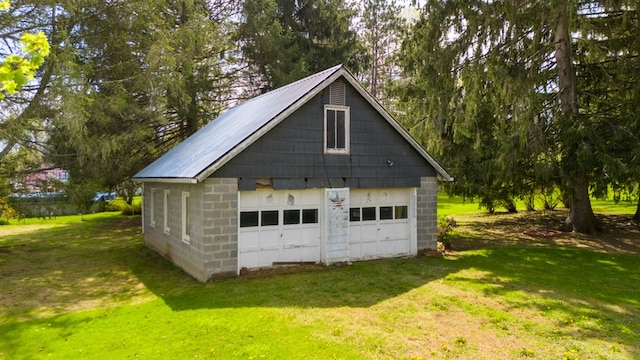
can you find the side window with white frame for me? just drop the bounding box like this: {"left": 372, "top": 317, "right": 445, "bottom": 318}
{"left": 324, "top": 105, "right": 350, "bottom": 154}
{"left": 181, "top": 191, "right": 190, "bottom": 243}
{"left": 163, "top": 190, "right": 170, "bottom": 234}
{"left": 150, "top": 188, "right": 156, "bottom": 228}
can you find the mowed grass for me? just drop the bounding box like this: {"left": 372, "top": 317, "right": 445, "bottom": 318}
{"left": 1, "top": 204, "right": 639, "bottom": 359}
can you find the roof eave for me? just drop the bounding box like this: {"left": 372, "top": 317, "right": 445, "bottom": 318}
{"left": 132, "top": 177, "right": 198, "bottom": 184}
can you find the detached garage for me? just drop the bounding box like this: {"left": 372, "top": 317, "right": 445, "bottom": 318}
{"left": 133, "top": 65, "right": 452, "bottom": 281}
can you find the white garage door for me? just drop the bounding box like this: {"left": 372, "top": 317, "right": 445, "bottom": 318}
{"left": 349, "top": 188, "right": 413, "bottom": 260}
{"left": 238, "top": 189, "right": 322, "bottom": 269}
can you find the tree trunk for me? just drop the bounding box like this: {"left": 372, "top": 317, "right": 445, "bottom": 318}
{"left": 554, "top": 0, "right": 599, "bottom": 233}
{"left": 0, "top": 139, "right": 16, "bottom": 161}
{"left": 565, "top": 167, "right": 599, "bottom": 233}
{"left": 502, "top": 198, "right": 518, "bottom": 213}
{"left": 554, "top": 1, "right": 578, "bottom": 115}
{"left": 370, "top": 29, "right": 379, "bottom": 99}
{"left": 633, "top": 183, "right": 640, "bottom": 222}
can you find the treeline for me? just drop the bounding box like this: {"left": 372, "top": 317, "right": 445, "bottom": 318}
{"left": 1, "top": 0, "right": 639, "bottom": 232}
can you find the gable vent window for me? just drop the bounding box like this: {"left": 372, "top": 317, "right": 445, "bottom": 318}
{"left": 329, "top": 81, "right": 345, "bottom": 106}
{"left": 324, "top": 104, "right": 350, "bottom": 154}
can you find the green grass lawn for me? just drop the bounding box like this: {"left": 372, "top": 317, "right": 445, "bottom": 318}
{"left": 1, "top": 203, "right": 639, "bottom": 359}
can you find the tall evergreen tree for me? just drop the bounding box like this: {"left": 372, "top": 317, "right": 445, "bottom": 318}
{"left": 574, "top": 3, "right": 640, "bottom": 221}
{"left": 396, "top": 0, "right": 639, "bottom": 233}
{"left": 46, "top": 0, "right": 238, "bottom": 197}
{"left": 238, "top": 0, "right": 366, "bottom": 90}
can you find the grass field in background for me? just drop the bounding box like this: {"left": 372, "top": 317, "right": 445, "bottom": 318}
{"left": 438, "top": 192, "right": 638, "bottom": 217}
{"left": 1, "top": 196, "right": 639, "bottom": 359}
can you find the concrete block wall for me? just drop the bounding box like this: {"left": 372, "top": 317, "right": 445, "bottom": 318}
{"left": 142, "top": 179, "right": 239, "bottom": 282}
{"left": 416, "top": 176, "right": 438, "bottom": 251}
{"left": 201, "top": 177, "right": 239, "bottom": 279}
{"left": 142, "top": 181, "right": 210, "bottom": 281}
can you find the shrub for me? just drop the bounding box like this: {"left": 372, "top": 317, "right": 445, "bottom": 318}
{"left": 105, "top": 198, "right": 142, "bottom": 215}
{"left": 125, "top": 202, "right": 142, "bottom": 215}
{"left": 0, "top": 197, "right": 19, "bottom": 220}
{"left": 105, "top": 198, "right": 128, "bottom": 212}
{"left": 437, "top": 216, "right": 457, "bottom": 251}
{"left": 541, "top": 191, "right": 560, "bottom": 210}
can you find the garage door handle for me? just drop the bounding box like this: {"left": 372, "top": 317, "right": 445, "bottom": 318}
{"left": 284, "top": 244, "right": 304, "bottom": 248}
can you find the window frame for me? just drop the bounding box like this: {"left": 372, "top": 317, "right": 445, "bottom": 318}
{"left": 379, "top": 206, "right": 394, "bottom": 220}
{"left": 301, "top": 209, "right": 319, "bottom": 224}
{"left": 163, "top": 190, "right": 170, "bottom": 234}
{"left": 350, "top": 205, "right": 408, "bottom": 222}
{"left": 150, "top": 188, "right": 156, "bottom": 228}
{"left": 240, "top": 211, "right": 259, "bottom": 228}
{"left": 349, "top": 207, "right": 361, "bottom": 222}
{"left": 395, "top": 205, "right": 408, "bottom": 220}
{"left": 260, "top": 210, "right": 279, "bottom": 226}
{"left": 181, "top": 191, "right": 190, "bottom": 243}
{"left": 361, "top": 207, "right": 377, "bottom": 221}
{"left": 324, "top": 104, "right": 350, "bottom": 154}
{"left": 283, "top": 209, "right": 301, "bottom": 225}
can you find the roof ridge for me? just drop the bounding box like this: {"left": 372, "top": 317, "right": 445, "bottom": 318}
{"left": 236, "top": 64, "right": 343, "bottom": 107}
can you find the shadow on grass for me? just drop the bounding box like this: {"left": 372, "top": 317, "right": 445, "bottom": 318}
{"left": 447, "top": 210, "right": 640, "bottom": 254}
{"left": 135, "top": 249, "right": 454, "bottom": 309}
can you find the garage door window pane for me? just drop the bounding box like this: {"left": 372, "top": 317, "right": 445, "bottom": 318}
{"left": 240, "top": 211, "right": 259, "bottom": 227}
{"left": 302, "top": 209, "right": 318, "bottom": 224}
{"left": 362, "top": 207, "right": 376, "bottom": 221}
{"left": 261, "top": 210, "right": 279, "bottom": 226}
{"left": 284, "top": 209, "right": 301, "bottom": 225}
{"left": 349, "top": 207, "right": 360, "bottom": 221}
{"left": 380, "top": 206, "right": 393, "bottom": 220}
{"left": 395, "top": 206, "right": 408, "bottom": 219}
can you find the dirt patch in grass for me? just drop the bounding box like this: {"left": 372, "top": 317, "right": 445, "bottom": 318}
{"left": 238, "top": 263, "right": 341, "bottom": 279}
{"left": 445, "top": 209, "right": 640, "bottom": 254}
{"left": 0, "top": 247, "right": 13, "bottom": 254}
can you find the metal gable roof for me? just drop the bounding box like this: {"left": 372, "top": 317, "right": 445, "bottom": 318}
{"left": 134, "top": 64, "right": 453, "bottom": 183}
{"left": 133, "top": 64, "right": 343, "bottom": 182}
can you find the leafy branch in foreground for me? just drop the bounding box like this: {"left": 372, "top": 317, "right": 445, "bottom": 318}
{"left": 0, "top": 2, "right": 50, "bottom": 99}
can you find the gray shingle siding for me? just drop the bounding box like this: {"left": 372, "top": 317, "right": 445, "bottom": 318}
{"left": 213, "top": 80, "right": 436, "bottom": 189}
